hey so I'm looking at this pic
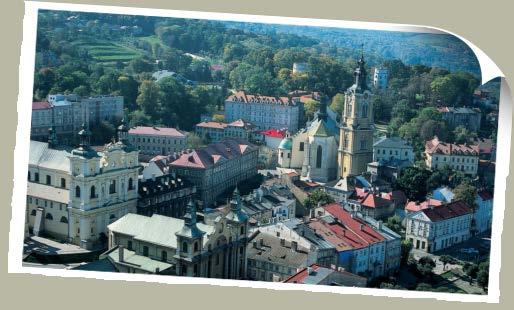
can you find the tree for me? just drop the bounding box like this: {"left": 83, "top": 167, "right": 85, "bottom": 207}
{"left": 477, "top": 269, "right": 489, "bottom": 291}
{"left": 392, "top": 99, "right": 416, "bottom": 123}
{"left": 186, "top": 132, "right": 204, "bottom": 149}
{"left": 90, "top": 120, "right": 116, "bottom": 145}
{"left": 453, "top": 181, "right": 478, "bottom": 211}
{"left": 400, "top": 239, "right": 413, "bottom": 265}
{"left": 136, "top": 80, "right": 161, "bottom": 121}
{"left": 303, "top": 189, "right": 335, "bottom": 209}
{"left": 129, "top": 57, "right": 154, "bottom": 74}
{"left": 439, "top": 255, "right": 455, "bottom": 270}
{"left": 118, "top": 75, "right": 139, "bottom": 110}
{"left": 385, "top": 215, "right": 403, "bottom": 235}
{"left": 453, "top": 126, "right": 477, "bottom": 144}
{"left": 330, "top": 93, "right": 345, "bottom": 118}
{"left": 463, "top": 262, "right": 479, "bottom": 279}
{"left": 212, "top": 114, "right": 225, "bottom": 122}
{"left": 395, "top": 167, "right": 431, "bottom": 201}
{"left": 303, "top": 99, "right": 320, "bottom": 121}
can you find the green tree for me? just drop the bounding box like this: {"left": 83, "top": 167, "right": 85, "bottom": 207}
{"left": 401, "top": 239, "right": 413, "bottom": 265}
{"left": 477, "top": 269, "right": 489, "bottom": 291}
{"left": 136, "top": 80, "right": 161, "bottom": 121}
{"left": 385, "top": 215, "right": 403, "bottom": 235}
{"left": 118, "top": 75, "right": 139, "bottom": 110}
{"left": 439, "top": 255, "right": 455, "bottom": 270}
{"left": 303, "top": 189, "right": 335, "bottom": 209}
{"left": 330, "top": 93, "right": 345, "bottom": 118}
{"left": 303, "top": 99, "right": 320, "bottom": 121}
{"left": 396, "top": 167, "right": 431, "bottom": 201}
{"left": 453, "top": 181, "right": 478, "bottom": 211}
{"left": 186, "top": 132, "right": 204, "bottom": 149}
{"left": 453, "top": 126, "right": 477, "bottom": 144}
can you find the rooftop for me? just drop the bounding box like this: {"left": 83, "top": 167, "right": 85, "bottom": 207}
{"left": 373, "top": 136, "right": 413, "bottom": 149}
{"left": 284, "top": 264, "right": 367, "bottom": 287}
{"left": 420, "top": 200, "right": 472, "bottom": 222}
{"left": 27, "top": 182, "right": 70, "bottom": 204}
{"left": 227, "top": 91, "right": 298, "bottom": 106}
{"left": 32, "top": 101, "right": 53, "bottom": 110}
{"left": 425, "top": 136, "right": 479, "bottom": 156}
{"left": 247, "top": 231, "right": 309, "bottom": 268}
{"left": 128, "top": 126, "right": 186, "bottom": 138}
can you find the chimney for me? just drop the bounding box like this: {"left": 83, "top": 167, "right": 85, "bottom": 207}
{"left": 307, "top": 266, "right": 314, "bottom": 275}
{"left": 291, "top": 241, "right": 298, "bottom": 252}
{"left": 152, "top": 174, "right": 156, "bottom": 181}
{"left": 253, "top": 241, "right": 258, "bottom": 248}
{"left": 155, "top": 267, "right": 160, "bottom": 274}
{"left": 378, "top": 220, "right": 383, "bottom": 230}
{"left": 360, "top": 224, "right": 364, "bottom": 230}
{"left": 259, "top": 238, "right": 264, "bottom": 247}
{"left": 276, "top": 231, "right": 280, "bottom": 237}
{"left": 118, "top": 245, "right": 124, "bottom": 262}
{"left": 280, "top": 238, "right": 285, "bottom": 246}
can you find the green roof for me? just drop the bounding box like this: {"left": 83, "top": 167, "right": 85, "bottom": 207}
{"left": 278, "top": 137, "right": 293, "bottom": 150}
{"left": 308, "top": 119, "right": 329, "bottom": 137}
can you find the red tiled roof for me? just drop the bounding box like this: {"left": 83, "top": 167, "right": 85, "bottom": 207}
{"left": 307, "top": 220, "right": 353, "bottom": 251}
{"left": 421, "top": 200, "right": 472, "bottom": 222}
{"left": 32, "top": 101, "right": 53, "bottom": 110}
{"left": 405, "top": 198, "right": 443, "bottom": 212}
{"left": 261, "top": 128, "right": 287, "bottom": 139}
{"left": 170, "top": 137, "right": 256, "bottom": 170}
{"left": 227, "top": 91, "right": 297, "bottom": 106}
{"left": 361, "top": 193, "right": 392, "bottom": 209}
{"left": 128, "top": 126, "right": 185, "bottom": 137}
{"left": 284, "top": 264, "right": 324, "bottom": 284}
{"left": 478, "top": 190, "right": 493, "bottom": 201}
{"left": 425, "top": 137, "right": 479, "bottom": 156}
{"left": 323, "top": 203, "right": 386, "bottom": 248}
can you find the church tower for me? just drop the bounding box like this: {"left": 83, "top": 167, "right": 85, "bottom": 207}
{"left": 338, "top": 53, "right": 374, "bottom": 178}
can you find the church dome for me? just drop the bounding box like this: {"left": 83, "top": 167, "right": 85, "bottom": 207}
{"left": 278, "top": 137, "right": 293, "bottom": 150}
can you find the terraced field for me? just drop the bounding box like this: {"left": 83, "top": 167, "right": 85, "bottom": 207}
{"left": 73, "top": 39, "right": 143, "bottom": 62}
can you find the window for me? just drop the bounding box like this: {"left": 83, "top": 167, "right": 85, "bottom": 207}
{"left": 216, "top": 253, "right": 220, "bottom": 265}
{"left": 360, "top": 140, "right": 367, "bottom": 150}
{"left": 28, "top": 171, "right": 31, "bottom": 181}
{"left": 75, "top": 186, "right": 81, "bottom": 198}
{"left": 143, "top": 246, "right": 149, "bottom": 257}
{"left": 109, "top": 180, "right": 116, "bottom": 194}
{"left": 316, "top": 145, "right": 322, "bottom": 168}
{"left": 60, "top": 178, "right": 66, "bottom": 188}
{"left": 127, "top": 240, "right": 133, "bottom": 250}
{"left": 90, "top": 185, "right": 96, "bottom": 199}
{"left": 194, "top": 241, "right": 199, "bottom": 252}
{"left": 35, "top": 172, "right": 39, "bottom": 183}
{"left": 161, "top": 250, "right": 167, "bottom": 262}
{"left": 45, "top": 213, "right": 53, "bottom": 220}
{"left": 46, "top": 175, "right": 51, "bottom": 185}
{"left": 128, "top": 178, "right": 134, "bottom": 190}
{"left": 182, "top": 242, "right": 188, "bottom": 253}
{"left": 240, "top": 226, "right": 245, "bottom": 235}
{"left": 299, "top": 142, "right": 304, "bottom": 151}
{"left": 60, "top": 216, "right": 68, "bottom": 223}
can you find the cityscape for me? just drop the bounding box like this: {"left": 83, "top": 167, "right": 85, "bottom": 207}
{"left": 23, "top": 10, "right": 500, "bottom": 294}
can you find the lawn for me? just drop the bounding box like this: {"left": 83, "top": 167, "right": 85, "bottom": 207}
{"left": 73, "top": 39, "right": 143, "bottom": 62}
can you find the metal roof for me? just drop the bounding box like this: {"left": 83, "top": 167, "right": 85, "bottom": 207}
{"left": 29, "top": 140, "right": 71, "bottom": 172}
{"left": 27, "top": 182, "right": 70, "bottom": 204}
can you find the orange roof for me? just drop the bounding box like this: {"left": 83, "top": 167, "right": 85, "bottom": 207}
{"left": 405, "top": 198, "right": 443, "bottom": 212}
{"left": 425, "top": 137, "right": 479, "bottom": 156}
{"left": 227, "top": 91, "right": 297, "bottom": 106}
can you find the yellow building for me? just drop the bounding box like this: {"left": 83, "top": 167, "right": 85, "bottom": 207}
{"left": 338, "top": 55, "right": 374, "bottom": 178}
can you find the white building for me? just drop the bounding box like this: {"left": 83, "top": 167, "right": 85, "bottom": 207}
{"left": 128, "top": 126, "right": 187, "bottom": 156}
{"left": 82, "top": 95, "right": 124, "bottom": 124}
{"left": 424, "top": 136, "right": 479, "bottom": 176}
{"left": 373, "top": 136, "right": 414, "bottom": 164}
{"left": 372, "top": 67, "right": 388, "bottom": 90}
{"left": 195, "top": 119, "right": 256, "bottom": 143}
{"left": 224, "top": 91, "right": 303, "bottom": 133}
{"left": 474, "top": 190, "right": 493, "bottom": 234}
{"left": 405, "top": 201, "right": 472, "bottom": 253}
{"left": 26, "top": 124, "right": 139, "bottom": 249}
{"left": 277, "top": 101, "right": 338, "bottom": 183}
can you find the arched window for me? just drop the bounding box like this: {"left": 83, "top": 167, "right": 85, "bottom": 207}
{"left": 60, "top": 216, "right": 68, "bottom": 223}
{"left": 182, "top": 242, "right": 188, "bottom": 253}
{"left": 75, "top": 186, "right": 81, "bottom": 198}
{"left": 361, "top": 102, "right": 368, "bottom": 118}
{"left": 194, "top": 241, "right": 199, "bottom": 252}
{"left": 128, "top": 178, "right": 134, "bottom": 190}
{"left": 30, "top": 209, "right": 36, "bottom": 216}
{"left": 240, "top": 226, "right": 245, "bottom": 235}
{"left": 90, "top": 185, "right": 96, "bottom": 199}
{"left": 316, "top": 145, "right": 323, "bottom": 168}
{"left": 45, "top": 213, "right": 53, "bottom": 220}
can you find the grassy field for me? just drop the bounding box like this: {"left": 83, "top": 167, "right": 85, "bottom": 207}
{"left": 73, "top": 39, "right": 143, "bottom": 62}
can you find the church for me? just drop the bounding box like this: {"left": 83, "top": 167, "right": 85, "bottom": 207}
{"left": 338, "top": 54, "right": 375, "bottom": 178}
{"left": 277, "top": 98, "right": 339, "bottom": 183}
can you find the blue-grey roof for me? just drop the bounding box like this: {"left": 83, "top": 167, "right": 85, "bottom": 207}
{"left": 29, "top": 140, "right": 72, "bottom": 172}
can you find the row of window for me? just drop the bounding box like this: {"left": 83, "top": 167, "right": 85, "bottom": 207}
{"left": 74, "top": 178, "right": 134, "bottom": 199}
{"left": 433, "top": 156, "right": 477, "bottom": 163}
{"left": 29, "top": 209, "right": 68, "bottom": 223}
{"left": 375, "top": 149, "right": 410, "bottom": 156}
{"left": 131, "top": 137, "right": 184, "bottom": 145}
{"left": 28, "top": 172, "right": 67, "bottom": 188}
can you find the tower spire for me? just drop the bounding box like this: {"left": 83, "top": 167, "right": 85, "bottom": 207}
{"left": 352, "top": 48, "right": 368, "bottom": 92}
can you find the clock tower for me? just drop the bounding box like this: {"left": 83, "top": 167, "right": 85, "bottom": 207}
{"left": 338, "top": 53, "right": 374, "bottom": 178}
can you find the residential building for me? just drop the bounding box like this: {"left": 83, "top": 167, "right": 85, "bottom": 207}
{"left": 26, "top": 123, "right": 139, "bottom": 249}
{"left": 128, "top": 126, "right": 187, "bottom": 156}
{"left": 292, "top": 62, "right": 308, "bottom": 74}
{"left": 277, "top": 100, "right": 338, "bottom": 183}
{"left": 362, "top": 216, "right": 401, "bottom": 275}
{"left": 404, "top": 198, "right": 443, "bottom": 215}
{"left": 261, "top": 128, "right": 287, "bottom": 149}
{"left": 372, "top": 67, "right": 388, "bottom": 90}
{"left": 475, "top": 190, "right": 493, "bottom": 234}
{"left": 437, "top": 106, "right": 481, "bottom": 132}
{"left": 373, "top": 136, "right": 414, "bottom": 165}
{"left": 195, "top": 119, "right": 256, "bottom": 143}
{"left": 243, "top": 184, "right": 296, "bottom": 225}
{"left": 107, "top": 196, "right": 249, "bottom": 278}
{"left": 224, "top": 91, "right": 303, "bottom": 132}
{"left": 137, "top": 174, "right": 196, "bottom": 218}
{"left": 356, "top": 191, "right": 395, "bottom": 220}
{"left": 309, "top": 204, "right": 390, "bottom": 278}
{"left": 405, "top": 201, "right": 473, "bottom": 253}
{"left": 424, "top": 136, "right": 479, "bottom": 176}
{"left": 284, "top": 264, "right": 367, "bottom": 287}
{"left": 339, "top": 55, "right": 374, "bottom": 178}
{"left": 169, "top": 138, "right": 259, "bottom": 207}
{"left": 247, "top": 230, "right": 310, "bottom": 282}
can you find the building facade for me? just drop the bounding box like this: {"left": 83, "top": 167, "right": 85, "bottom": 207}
{"left": 405, "top": 201, "right": 472, "bottom": 253}
{"left": 128, "top": 126, "right": 187, "bottom": 156}
{"left": 424, "top": 137, "right": 479, "bottom": 176}
{"left": 195, "top": 119, "right": 256, "bottom": 143}
{"left": 339, "top": 55, "right": 374, "bottom": 178}
{"left": 107, "top": 195, "right": 249, "bottom": 278}
{"left": 169, "top": 138, "right": 259, "bottom": 207}
{"left": 224, "top": 91, "right": 303, "bottom": 133}
{"left": 373, "top": 136, "right": 414, "bottom": 165}
{"left": 372, "top": 67, "right": 389, "bottom": 90}
{"left": 26, "top": 123, "right": 139, "bottom": 249}
{"left": 437, "top": 106, "right": 482, "bottom": 132}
